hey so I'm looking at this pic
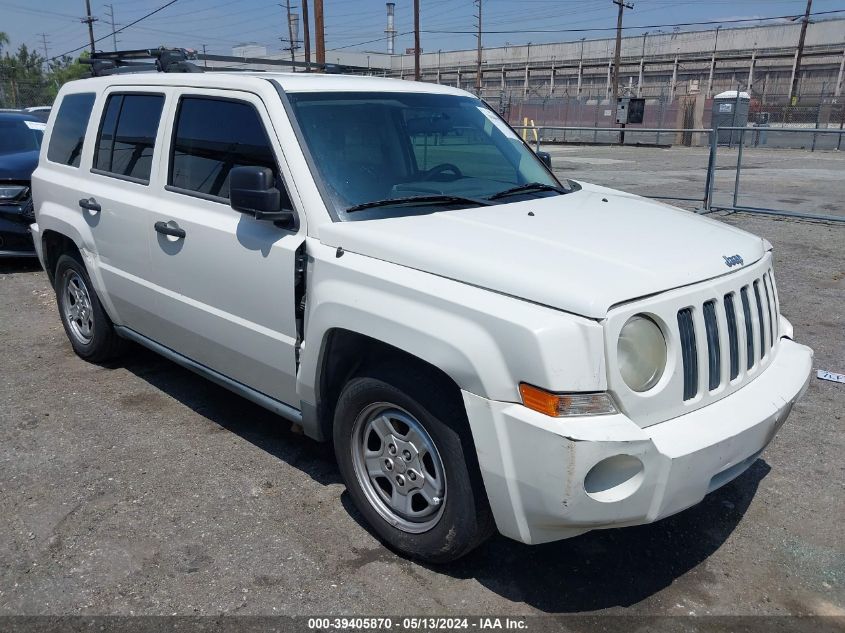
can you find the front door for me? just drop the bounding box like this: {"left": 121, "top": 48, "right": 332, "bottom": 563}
{"left": 146, "top": 89, "right": 304, "bottom": 407}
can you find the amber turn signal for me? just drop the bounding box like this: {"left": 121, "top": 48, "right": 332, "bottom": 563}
{"left": 519, "top": 383, "right": 618, "bottom": 417}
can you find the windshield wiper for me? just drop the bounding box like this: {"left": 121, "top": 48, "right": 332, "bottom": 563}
{"left": 346, "top": 194, "right": 492, "bottom": 213}
{"left": 487, "top": 182, "right": 567, "bottom": 200}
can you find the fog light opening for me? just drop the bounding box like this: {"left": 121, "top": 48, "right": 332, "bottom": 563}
{"left": 583, "top": 454, "right": 644, "bottom": 503}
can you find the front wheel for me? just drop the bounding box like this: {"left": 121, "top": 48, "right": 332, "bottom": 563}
{"left": 334, "top": 368, "right": 493, "bottom": 563}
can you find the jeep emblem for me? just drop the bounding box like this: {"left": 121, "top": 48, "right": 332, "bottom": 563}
{"left": 723, "top": 254, "right": 744, "bottom": 267}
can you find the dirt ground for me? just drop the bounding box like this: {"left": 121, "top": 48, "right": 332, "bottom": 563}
{"left": 0, "top": 146, "right": 843, "bottom": 617}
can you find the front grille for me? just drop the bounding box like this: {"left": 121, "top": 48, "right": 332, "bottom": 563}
{"left": 20, "top": 197, "right": 35, "bottom": 221}
{"left": 678, "top": 269, "right": 779, "bottom": 401}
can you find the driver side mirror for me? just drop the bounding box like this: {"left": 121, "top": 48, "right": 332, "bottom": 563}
{"left": 536, "top": 151, "right": 552, "bottom": 169}
{"left": 230, "top": 166, "right": 296, "bottom": 227}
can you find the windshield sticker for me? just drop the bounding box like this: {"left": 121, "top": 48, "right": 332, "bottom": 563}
{"left": 476, "top": 107, "right": 520, "bottom": 141}
{"left": 24, "top": 120, "right": 46, "bottom": 131}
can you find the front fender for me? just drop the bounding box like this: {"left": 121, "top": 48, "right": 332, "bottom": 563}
{"left": 298, "top": 242, "right": 607, "bottom": 406}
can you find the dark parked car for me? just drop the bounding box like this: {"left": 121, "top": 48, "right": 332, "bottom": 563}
{"left": 0, "top": 111, "right": 44, "bottom": 256}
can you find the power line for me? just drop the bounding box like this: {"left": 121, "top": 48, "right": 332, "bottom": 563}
{"left": 50, "top": 0, "right": 181, "bottom": 61}
{"left": 420, "top": 9, "right": 845, "bottom": 35}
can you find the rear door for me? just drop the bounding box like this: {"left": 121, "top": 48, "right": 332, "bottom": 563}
{"left": 81, "top": 87, "right": 169, "bottom": 333}
{"left": 145, "top": 89, "right": 305, "bottom": 407}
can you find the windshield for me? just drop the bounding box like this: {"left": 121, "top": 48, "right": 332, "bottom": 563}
{"left": 286, "top": 91, "right": 569, "bottom": 220}
{"left": 0, "top": 119, "right": 43, "bottom": 156}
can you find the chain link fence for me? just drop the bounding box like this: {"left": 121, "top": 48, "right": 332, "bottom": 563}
{"left": 0, "top": 74, "right": 57, "bottom": 110}
{"left": 481, "top": 81, "right": 845, "bottom": 150}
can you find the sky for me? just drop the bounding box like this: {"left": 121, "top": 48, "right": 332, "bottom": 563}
{"left": 1, "top": 0, "right": 844, "bottom": 61}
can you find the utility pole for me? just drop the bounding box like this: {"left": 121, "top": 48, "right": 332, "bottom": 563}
{"left": 611, "top": 0, "right": 633, "bottom": 100}
{"left": 314, "top": 0, "right": 325, "bottom": 70}
{"left": 302, "top": 0, "right": 311, "bottom": 71}
{"left": 474, "top": 0, "right": 482, "bottom": 94}
{"left": 38, "top": 33, "right": 50, "bottom": 62}
{"left": 104, "top": 3, "right": 118, "bottom": 52}
{"left": 413, "top": 0, "right": 421, "bottom": 81}
{"left": 202, "top": 44, "right": 208, "bottom": 68}
{"left": 789, "top": 0, "right": 812, "bottom": 105}
{"left": 82, "top": 0, "right": 98, "bottom": 54}
{"left": 282, "top": 1, "right": 297, "bottom": 70}
{"left": 612, "top": 0, "right": 633, "bottom": 144}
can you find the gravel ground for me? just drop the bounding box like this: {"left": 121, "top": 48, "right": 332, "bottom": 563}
{"left": 0, "top": 147, "right": 843, "bottom": 617}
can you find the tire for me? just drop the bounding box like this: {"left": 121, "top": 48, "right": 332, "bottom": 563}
{"left": 54, "top": 253, "right": 125, "bottom": 363}
{"left": 334, "top": 365, "right": 494, "bottom": 563}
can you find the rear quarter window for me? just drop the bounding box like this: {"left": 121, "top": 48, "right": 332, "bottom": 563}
{"left": 47, "top": 92, "right": 96, "bottom": 167}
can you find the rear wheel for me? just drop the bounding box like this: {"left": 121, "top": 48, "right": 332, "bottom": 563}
{"left": 334, "top": 367, "right": 493, "bottom": 563}
{"left": 55, "top": 253, "right": 125, "bottom": 362}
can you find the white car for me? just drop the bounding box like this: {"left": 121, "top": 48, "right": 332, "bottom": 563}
{"left": 31, "top": 71, "right": 812, "bottom": 563}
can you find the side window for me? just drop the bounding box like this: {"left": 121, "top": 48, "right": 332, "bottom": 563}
{"left": 169, "top": 97, "right": 278, "bottom": 200}
{"left": 93, "top": 93, "right": 165, "bottom": 183}
{"left": 47, "top": 92, "right": 96, "bottom": 167}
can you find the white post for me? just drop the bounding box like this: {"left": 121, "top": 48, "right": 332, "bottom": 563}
{"left": 605, "top": 59, "right": 612, "bottom": 98}
{"left": 637, "top": 58, "right": 644, "bottom": 97}
{"left": 577, "top": 61, "right": 583, "bottom": 96}
{"left": 787, "top": 49, "right": 799, "bottom": 101}
{"left": 669, "top": 55, "right": 678, "bottom": 101}
{"left": 707, "top": 53, "right": 715, "bottom": 98}
{"left": 747, "top": 49, "right": 756, "bottom": 93}
{"left": 523, "top": 63, "right": 529, "bottom": 96}
{"left": 835, "top": 47, "right": 845, "bottom": 97}
{"left": 501, "top": 66, "right": 505, "bottom": 91}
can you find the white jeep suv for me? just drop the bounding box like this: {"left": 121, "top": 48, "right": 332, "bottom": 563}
{"left": 31, "top": 71, "right": 813, "bottom": 563}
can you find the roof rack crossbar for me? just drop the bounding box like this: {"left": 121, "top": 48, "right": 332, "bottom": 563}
{"left": 83, "top": 47, "right": 203, "bottom": 76}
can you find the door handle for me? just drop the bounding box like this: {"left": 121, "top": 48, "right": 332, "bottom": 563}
{"left": 154, "top": 221, "right": 186, "bottom": 239}
{"left": 78, "top": 198, "right": 101, "bottom": 212}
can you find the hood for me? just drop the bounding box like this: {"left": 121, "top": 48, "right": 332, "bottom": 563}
{"left": 318, "top": 183, "right": 765, "bottom": 319}
{"left": 0, "top": 150, "right": 39, "bottom": 180}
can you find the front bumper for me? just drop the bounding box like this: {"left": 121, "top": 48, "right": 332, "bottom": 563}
{"left": 0, "top": 202, "right": 36, "bottom": 256}
{"left": 463, "top": 338, "right": 813, "bottom": 545}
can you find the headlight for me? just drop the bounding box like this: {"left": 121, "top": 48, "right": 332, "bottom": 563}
{"left": 0, "top": 185, "right": 28, "bottom": 201}
{"left": 617, "top": 314, "right": 666, "bottom": 392}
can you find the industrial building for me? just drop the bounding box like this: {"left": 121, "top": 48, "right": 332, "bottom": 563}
{"left": 232, "top": 16, "right": 845, "bottom": 105}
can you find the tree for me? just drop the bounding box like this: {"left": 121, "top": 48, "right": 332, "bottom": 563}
{"left": 47, "top": 53, "right": 90, "bottom": 97}
{"left": 0, "top": 44, "right": 51, "bottom": 107}
{"left": 0, "top": 45, "right": 91, "bottom": 107}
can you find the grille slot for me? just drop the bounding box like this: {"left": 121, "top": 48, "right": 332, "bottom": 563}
{"left": 763, "top": 272, "right": 776, "bottom": 344}
{"left": 703, "top": 301, "right": 721, "bottom": 391}
{"left": 753, "top": 280, "right": 767, "bottom": 359}
{"left": 677, "top": 308, "right": 698, "bottom": 401}
{"left": 724, "top": 293, "right": 740, "bottom": 380}
{"left": 740, "top": 286, "right": 754, "bottom": 369}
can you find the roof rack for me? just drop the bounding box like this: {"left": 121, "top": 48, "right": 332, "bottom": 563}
{"left": 82, "top": 46, "right": 372, "bottom": 77}
{"left": 83, "top": 48, "right": 203, "bottom": 76}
